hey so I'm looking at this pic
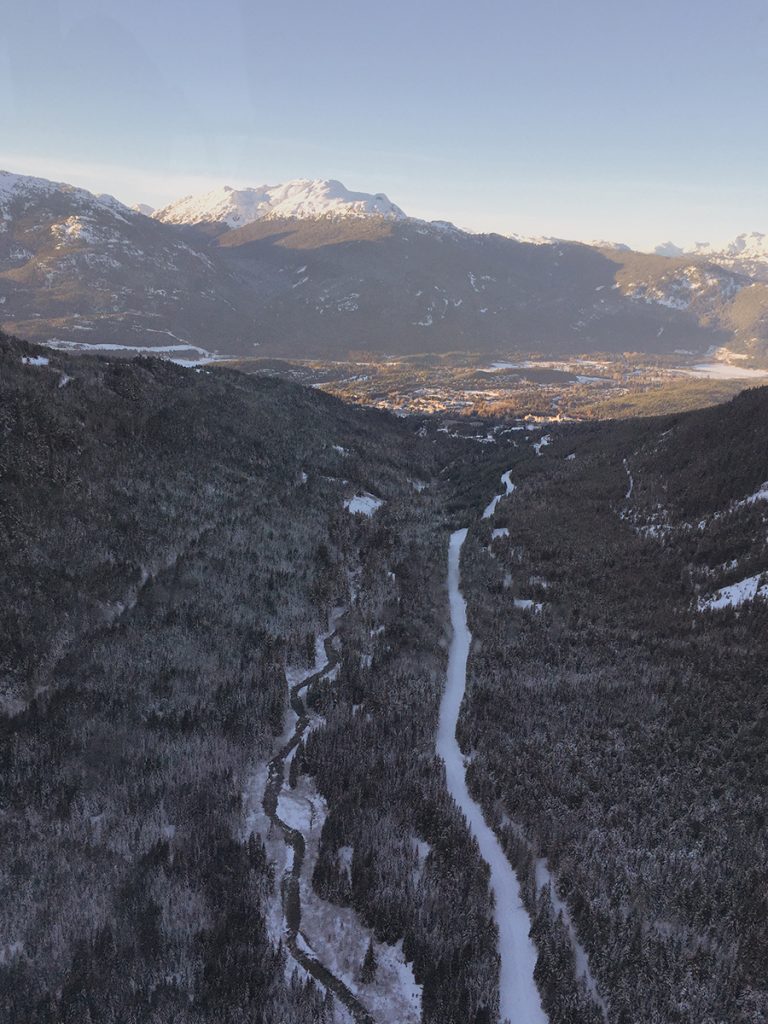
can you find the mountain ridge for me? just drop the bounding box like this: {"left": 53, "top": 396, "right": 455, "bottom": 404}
{"left": 153, "top": 178, "right": 407, "bottom": 227}
{"left": 1, "top": 168, "right": 767, "bottom": 365}
{"left": 654, "top": 231, "right": 768, "bottom": 279}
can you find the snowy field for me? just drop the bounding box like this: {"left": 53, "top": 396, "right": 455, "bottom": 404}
{"left": 678, "top": 362, "right": 768, "bottom": 380}
{"left": 43, "top": 338, "right": 224, "bottom": 367}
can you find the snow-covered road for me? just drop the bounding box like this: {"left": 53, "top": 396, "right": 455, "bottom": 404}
{"left": 438, "top": 529, "right": 548, "bottom": 1024}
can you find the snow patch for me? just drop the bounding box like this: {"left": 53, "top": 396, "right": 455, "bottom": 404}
{"left": 623, "top": 459, "right": 634, "bottom": 500}
{"left": 483, "top": 495, "right": 503, "bottom": 519}
{"left": 482, "top": 469, "right": 516, "bottom": 519}
{"left": 678, "top": 363, "right": 768, "bottom": 381}
{"left": 277, "top": 787, "right": 326, "bottom": 834}
{"left": 735, "top": 482, "right": 768, "bottom": 506}
{"left": 698, "top": 573, "right": 768, "bottom": 611}
{"left": 344, "top": 493, "right": 384, "bottom": 516}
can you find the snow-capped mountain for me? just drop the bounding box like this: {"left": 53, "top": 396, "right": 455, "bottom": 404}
{"left": 0, "top": 169, "right": 132, "bottom": 222}
{"left": 654, "top": 232, "right": 768, "bottom": 280}
{"left": 588, "top": 239, "right": 632, "bottom": 252}
{"left": 0, "top": 169, "right": 250, "bottom": 354}
{"left": 3, "top": 167, "right": 768, "bottom": 364}
{"left": 153, "top": 179, "right": 407, "bottom": 227}
{"left": 691, "top": 232, "right": 768, "bottom": 261}
{"left": 654, "top": 241, "right": 685, "bottom": 258}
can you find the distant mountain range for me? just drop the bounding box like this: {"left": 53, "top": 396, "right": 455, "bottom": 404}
{"left": 1, "top": 169, "right": 767, "bottom": 364}
{"left": 654, "top": 233, "right": 768, "bottom": 280}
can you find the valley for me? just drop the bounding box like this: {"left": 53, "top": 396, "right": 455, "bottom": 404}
{"left": 6, "top": 2, "right": 767, "bottom": 1020}
{"left": 3, "top": 330, "right": 767, "bottom": 1023}
{"left": 224, "top": 349, "right": 765, "bottom": 420}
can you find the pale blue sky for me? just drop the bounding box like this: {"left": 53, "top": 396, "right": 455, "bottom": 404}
{"left": 2, "top": 0, "right": 766, "bottom": 248}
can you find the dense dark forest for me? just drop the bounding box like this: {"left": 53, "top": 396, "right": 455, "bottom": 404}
{"left": 303, "top": 500, "right": 501, "bottom": 1024}
{"left": 2, "top": 330, "right": 766, "bottom": 1023}
{"left": 456, "top": 392, "right": 768, "bottom": 1023}
{"left": 0, "top": 333, "right": 447, "bottom": 1022}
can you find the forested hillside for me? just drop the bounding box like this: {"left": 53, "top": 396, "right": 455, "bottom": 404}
{"left": 3, "top": 331, "right": 766, "bottom": 1024}
{"left": 454, "top": 391, "right": 768, "bottom": 1023}
{"left": 0, "top": 332, "right": 457, "bottom": 1023}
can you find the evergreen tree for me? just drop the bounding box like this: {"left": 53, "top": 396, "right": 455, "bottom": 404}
{"left": 360, "top": 939, "right": 377, "bottom": 984}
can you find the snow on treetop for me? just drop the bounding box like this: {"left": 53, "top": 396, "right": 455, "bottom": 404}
{"left": 153, "top": 178, "right": 407, "bottom": 227}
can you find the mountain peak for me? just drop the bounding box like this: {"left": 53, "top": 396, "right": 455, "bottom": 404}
{"left": 654, "top": 241, "right": 685, "bottom": 258}
{"left": 702, "top": 231, "right": 768, "bottom": 260}
{"left": 588, "top": 239, "right": 632, "bottom": 252}
{"left": 152, "top": 178, "right": 407, "bottom": 227}
{"left": 0, "top": 169, "right": 133, "bottom": 221}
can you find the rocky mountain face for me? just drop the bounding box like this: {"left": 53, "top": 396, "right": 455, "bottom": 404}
{"left": 605, "top": 246, "right": 768, "bottom": 361}
{"left": 1, "top": 170, "right": 767, "bottom": 363}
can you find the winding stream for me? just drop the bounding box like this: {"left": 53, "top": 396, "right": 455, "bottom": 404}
{"left": 262, "top": 465, "right": 548, "bottom": 1023}
{"left": 438, "top": 528, "right": 547, "bottom": 1024}
{"left": 262, "top": 628, "right": 377, "bottom": 1024}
